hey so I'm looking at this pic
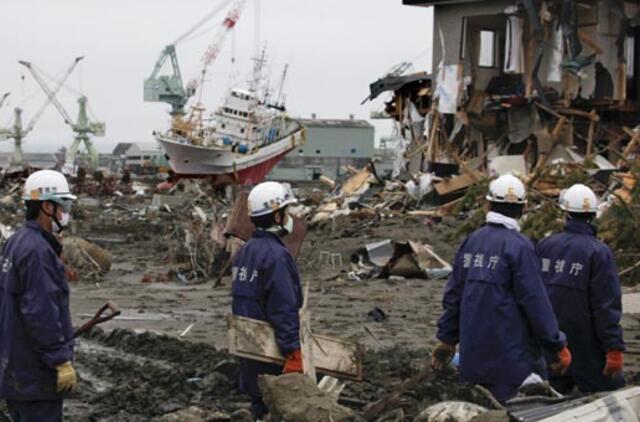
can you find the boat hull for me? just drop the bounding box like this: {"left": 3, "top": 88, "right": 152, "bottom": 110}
{"left": 156, "top": 128, "right": 305, "bottom": 185}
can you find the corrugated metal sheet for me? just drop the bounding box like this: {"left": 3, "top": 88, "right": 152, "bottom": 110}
{"left": 508, "top": 387, "right": 640, "bottom": 421}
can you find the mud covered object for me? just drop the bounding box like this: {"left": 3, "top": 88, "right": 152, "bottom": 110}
{"left": 414, "top": 401, "right": 487, "bottom": 422}
{"left": 379, "top": 241, "right": 451, "bottom": 279}
{"left": 61, "top": 236, "right": 112, "bottom": 274}
{"left": 258, "top": 373, "right": 362, "bottom": 422}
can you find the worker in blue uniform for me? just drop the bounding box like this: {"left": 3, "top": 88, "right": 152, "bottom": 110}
{"left": 537, "top": 184, "right": 625, "bottom": 394}
{"left": 232, "top": 181, "right": 304, "bottom": 420}
{"left": 432, "top": 174, "right": 571, "bottom": 403}
{"left": 0, "top": 170, "right": 78, "bottom": 422}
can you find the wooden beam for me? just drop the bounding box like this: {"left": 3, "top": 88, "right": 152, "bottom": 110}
{"left": 586, "top": 110, "right": 596, "bottom": 157}
{"left": 578, "top": 28, "right": 604, "bottom": 55}
{"left": 299, "top": 282, "right": 317, "bottom": 382}
{"left": 622, "top": 126, "right": 636, "bottom": 138}
{"left": 534, "top": 101, "right": 563, "bottom": 120}
{"left": 533, "top": 117, "right": 568, "bottom": 172}
{"left": 556, "top": 108, "right": 600, "bottom": 122}
{"left": 617, "top": 131, "right": 640, "bottom": 167}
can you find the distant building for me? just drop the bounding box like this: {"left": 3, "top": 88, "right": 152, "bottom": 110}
{"left": 269, "top": 115, "right": 375, "bottom": 181}
{"left": 0, "top": 152, "right": 59, "bottom": 170}
{"left": 111, "top": 142, "right": 167, "bottom": 172}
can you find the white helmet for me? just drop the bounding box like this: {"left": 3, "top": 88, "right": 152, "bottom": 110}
{"left": 560, "top": 184, "right": 597, "bottom": 213}
{"left": 248, "top": 182, "right": 296, "bottom": 217}
{"left": 486, "top": 174, "right": 526, "bottom": 204}
{"left": 22, "top": 170, "right": 77, "bottom": 204}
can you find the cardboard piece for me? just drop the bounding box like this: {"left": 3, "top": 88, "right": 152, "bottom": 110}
{"left": 227, "top": 314, "right": 363, "bottom": 381}
{"left": 488, "top": 155, "right": 527, "bottom": 177}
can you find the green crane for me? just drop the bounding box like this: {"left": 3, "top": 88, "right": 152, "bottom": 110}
{"left": 0, "top": 58, "right": 82, "bottom": 168}
{"left": 20, "top": 59, "right": 105, "bottom": 172}
{"left": 144, "top": 44, "right": 195, "bottom": 117}
{"left": 144, "top": 0, "right": 245, "bottom": 117}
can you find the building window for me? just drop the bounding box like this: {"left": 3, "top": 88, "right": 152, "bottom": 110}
{"left": 221, "top": 123, "right": 226, "bottom": 129}
{"left": 240, "top": 128, "right": 245, "bottom": 134}
{"left": 350, "top": 148, "right": 356, "bottom": 154}
{"left": 479, "top": 30, "right": 496, "bottom": 67}
{"left": 316, "top": 150, "right": 321, "bottom": 154}
{"left": 298, "top": 149, "right": 304, "bottom": 155}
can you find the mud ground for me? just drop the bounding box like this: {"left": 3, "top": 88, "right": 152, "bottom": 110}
{"left": 7, "top": 195, "right": 640, "bottom": 421}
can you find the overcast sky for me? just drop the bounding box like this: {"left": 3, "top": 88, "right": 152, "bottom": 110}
{"left": 0, "top": 0, "right": 433, "bottom": 153}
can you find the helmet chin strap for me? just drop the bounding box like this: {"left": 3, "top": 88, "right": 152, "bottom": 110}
{"left": 277, "top": 208, "right": 288, "bottom": 234}
{"left": 41, "top": 202, "right": 64, "bottom": 232}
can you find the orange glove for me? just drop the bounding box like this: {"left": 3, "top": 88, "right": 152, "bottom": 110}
{"left": 550, "top": 346, "right": 572, "bottom": 375}
{"left": 283, "top": 349, "right": 303, "bottom": 374}
{"left": 431, "top": 342, "right": 456, "bottom": 372}
{"left": 603, "top": 350, "right": 624, "bottom": 377}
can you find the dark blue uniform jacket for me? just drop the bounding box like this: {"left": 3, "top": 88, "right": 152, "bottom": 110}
{"left": 231, "top": 230, "right": 302, "bottom": 397}
{"left": 537, "top": 219, "right": 625, "bottom": 378}
{"left": 0, "top": 221, "right": 74, "bottom": 401}
{"left": 438, "top": 223, "right": 566, "bottom": 386}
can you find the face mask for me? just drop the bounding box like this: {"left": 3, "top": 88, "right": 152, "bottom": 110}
{"left": 52, "top": 212, "right": 70, "bottom": 234}
{"left": 283, "top": 214, "right": 294, "bottom": 235}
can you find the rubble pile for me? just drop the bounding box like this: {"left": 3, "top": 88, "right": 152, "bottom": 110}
{"left": 152, "top": 183, "right": 230, "bottom": 283}
{"left": 70, "top": 177, "right": 236, "bottom": 284}
{"left": 67, "top": 329, "right": 501, "bottom": 421}
{"left": 72, "top": 327, "right": 244, "bottom": 421}
{"left": 61, "top": 236, "right": 112, "bottom": 281}
{"left": 258, "top": 374, "right": 361, "bottom": 422}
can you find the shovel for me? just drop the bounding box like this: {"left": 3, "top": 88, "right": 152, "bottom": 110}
{"left": 74, "top": 301, "right": 121, "bottom": 338}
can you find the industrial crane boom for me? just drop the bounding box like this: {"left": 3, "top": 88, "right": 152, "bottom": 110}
{"left": 192, "top": 0, "right": 247, "bottom": 93}
{"left": 0, "top": 93, "right": 9, "bottom": 111}
{"left": 19, "top": 57, "right": 83, "bottom": 134}
{"left": 19, "top": 57, "right": 83, "bottom": 129}
{"left": 145, "top": 0, "right": 247, "bottom": 116}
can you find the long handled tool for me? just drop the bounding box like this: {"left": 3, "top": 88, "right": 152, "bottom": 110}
{"left": 74, "top": 301, "right": 121, "bottom": 338}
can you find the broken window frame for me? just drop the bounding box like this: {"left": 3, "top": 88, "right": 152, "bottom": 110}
{"left": 478, "top": 30, "right": 498, "bottom": 68}
{"left": 460, "top": 15, "right": 505, "bottom": 70}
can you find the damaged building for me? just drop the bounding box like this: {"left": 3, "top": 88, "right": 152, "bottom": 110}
{"left": 371, "top": 0, "right": 640, "bottom": 180}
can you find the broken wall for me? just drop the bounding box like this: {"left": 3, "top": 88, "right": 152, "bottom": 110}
{"left": 431, "top": 0, "right": 640, "bottom": 102}
{"left": 432, "top": 0, "right": 514, "bottom": 67}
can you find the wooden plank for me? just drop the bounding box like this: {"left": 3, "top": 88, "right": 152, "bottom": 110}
{"left": 578, "top": 28, "right": 604, "bottom": 55}
{"left": 433, "top": 171, "right": 482, "bottom": 196}
{"left": 227, "top": 314, "right": 364, "bottom": 381}
{"left": 586, "top": 112, "right": 596, "bottom": 156}
{"left": 534, "top": 101, "right": 563, "bottom": 120}
{"left": 618, "top": 132, "right": 640, "bottom": 167}
{"left": 299, "top": 282, "right": 317, "bottom": 382}
{"left": 319, "top": 175, "right": 336, "bottom": 189}
{"left": 617, "top": 64, "right": 627, "bottom": 101}
{"left": 341, "top": 169, "right": 373, "bottom": 195}
{"left": 556, "top": 108, "right": 600, "bottom": 122}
